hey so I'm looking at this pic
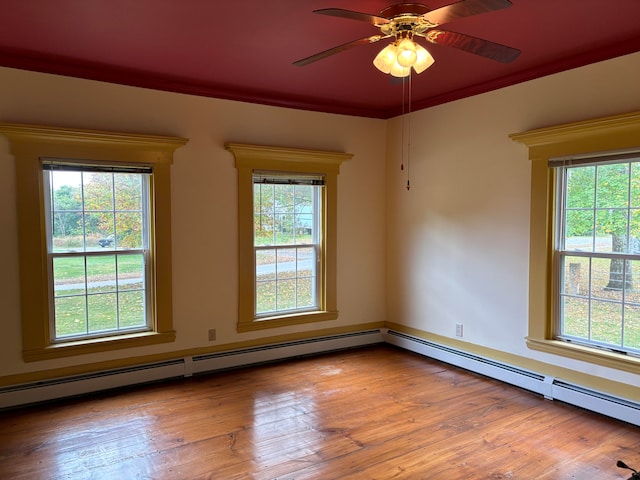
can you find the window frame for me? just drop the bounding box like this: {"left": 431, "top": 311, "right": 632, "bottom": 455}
{"left": 226, "top": 143, "right": 351, "bottom": 332}
{"left": 43, "top": 164, "right": 154, "bottom": 342}
{"left": 253, "top": 174, "right": 323, "bottom": 317}
{"left": 0, "top": 123, "right": 188, "bottom": 361}
{"left": 510, "top": 110, "right": 640, "bottom": 373}
{"left": 554, "top": 158, "right": 640, "bottom": 356}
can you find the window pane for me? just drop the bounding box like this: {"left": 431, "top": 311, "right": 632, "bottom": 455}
{"left": 277, "top": 279, "right": 296, "bottom": 310}
{"left": 561, "top": 296, "right": 589, "bottom": 338}
{"left": 53, "top": 256, "right": 86, "bottom": 296}
{"left": 590, "top": 257, "right": 623, "bottom": 302}
{"left": 119, "top": 290, "right": 146, "bottom": 328}
{"left": 114, "top": 173, "right": 142, "bottom": 211}
{"left": 297, "top": 246, "right": 316, "bottom": 278}
{"left": 55, "top": 296, "right": 87, "bottom": 337}
{"left": 255, "top": 245, "right": 319, "bottom": 315}
{"left": 562, "top": 256, "right": 588, "bottom": 297}
{"left": 255, "top": 213, "right": 274, "bottom": 246}
{"left": 623, "top": 304, "right": 640, "bottom": 352}
{"left": 590, "top": 300, "right": 622, "bottom": 345}
{"left": 49, "top": 171, "right": 84, "bottom": 252}
{"left": 631, "top": 162, "right": 640, "bottom": 208}
{"left": 275, "top": 213, "right": 294, "bottom": 245}
{"left": 596, "top": 163, "right": 629, "bottom": 208}
{"left": 87, "top": 254, "right": 116, "bottom": 294}
{"left": 256, "top": 280, "right": 276, "bottom": 313}
{"left": 118, "top": 253, "right": 144, "bottom": 291}
{"left": 274, "top": 184, "right": 290, "bottom": 215}
{"left": 564, "top": 210, "right": 594, "bottom": 252}
{"left": 51, "top": 171, "right": 82, "bottom": 206}
{"left": 88, "top": 293, "right": 118, "bottom": 333}
{"left": 254, "top": 184, "right": 275, "bottom": 246}
{"left": 595, "top": 209, "right": 628, "bottom": 254}
{"left": 296, "top": 277, "right": 314, "bottom": 308}
{"left": 254, "top": 183, "right": 318, "bottom": 247}
{"left": 116, "top": 211, "right": 143, "bottom": 249}
{"left": 625, "top": 260, "right": 640, "bottom": 304}
{"left": 84, "top": 172, "right": 114, "bottom": 211}
{"left": 51, "top": 212, "right": 84, "bottom": 252}
{"left": 566, "top": 166, "right": 595, "bottom": 209}
{"left": 256, "top": 249, "right": 276, "bottom": 280}
{"left": 277, "top": 248, "right": 297, "bottom": 279}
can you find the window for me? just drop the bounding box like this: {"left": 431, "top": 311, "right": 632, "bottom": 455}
{"left": 0, "top": 123, "right": 187, "bottom": 361}
{"left": 44, "top": 163, "right": 152, "bottom": 342}
{"left": 254, "top": 172, "right": 323, "bottom": 317}
{"left": 226, "top": 143, "right": 351, "bottom": 332}
{"left": 510, "top": 110, "right": 640, "bottom": 372}
{"left": 555, "top": 156, "right": 640, "bottom": 356}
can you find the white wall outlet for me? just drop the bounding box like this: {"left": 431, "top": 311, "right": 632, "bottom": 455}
{"left": 455, "top": 324, "right": 463, "bottom": 337}
{"left": 208, "top": 328, "right": 216, "bottom": 341}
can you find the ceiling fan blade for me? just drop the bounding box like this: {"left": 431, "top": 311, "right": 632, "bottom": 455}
{"left": 313, "top": 8, "right": 390, "bottom": 26}
{"left": 423, "top": 29, "right": 520, "bottom": 63}
{"left": 293, "top": 36, "right": 384, "bottom": 67}
{"left": 423, "top": 0, "right": 512, "bottom": 25}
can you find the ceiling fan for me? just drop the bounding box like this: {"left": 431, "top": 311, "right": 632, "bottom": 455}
{"left": 294, "top": 0, "right": 520, "bottom": 77}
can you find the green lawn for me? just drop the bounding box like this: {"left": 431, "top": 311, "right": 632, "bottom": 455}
{"left": 53, "top": 253, "right": 146, "bottom": 337}
{"left": 54, "top": 253, "right": 143, "bottom": 280}
{"left": 563, "top": 255, "right": 640, "bottom": 350}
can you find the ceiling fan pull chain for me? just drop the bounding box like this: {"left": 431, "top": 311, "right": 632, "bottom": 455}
{"left": 401, "top": 75, "right": 406, "bottom": 172}
{"left": 406, "top": 72, "right": 412, "bottom": 191}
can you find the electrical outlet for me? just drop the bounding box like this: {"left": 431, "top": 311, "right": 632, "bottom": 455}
{"left": 208, "top": 329, "right": 216, "bottom": 341}
{"left": 455, "top": 324, "right": 463, "bottom": 338}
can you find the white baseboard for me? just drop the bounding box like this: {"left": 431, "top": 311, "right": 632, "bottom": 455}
{"left": 383, "top": 329, "right": 640, "bottom": 427}
{"left": 2, "top": 327, "right": 638, "bottom": 428}
{"left": 0, "top": 330, "right": 384, "bottom": 409}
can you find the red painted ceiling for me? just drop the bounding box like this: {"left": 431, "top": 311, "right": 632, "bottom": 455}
{"left": 1, "top": 0, "right": 639, "bottom": 119}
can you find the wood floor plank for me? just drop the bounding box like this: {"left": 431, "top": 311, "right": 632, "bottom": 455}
{"left": 0, "top": 345, "right": 638, "bottom": 479}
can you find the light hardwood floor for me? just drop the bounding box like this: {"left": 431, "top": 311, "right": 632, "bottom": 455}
{"left": 1, "top": 345, "right": 639, "bottom": 479}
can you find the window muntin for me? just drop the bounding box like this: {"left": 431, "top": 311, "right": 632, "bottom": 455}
{"left": 556, "top": 159, "right": 640, "bottom": 356}
{"left": 253, "top": 174, "right": 323, "bottom": 317}
{"left": 44, "top": 164, "right": 152, "bottom": 342}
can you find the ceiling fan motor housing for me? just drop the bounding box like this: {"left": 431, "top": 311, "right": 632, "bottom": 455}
{"left": 378, "top": 4, "right": 437, "bottom": 38}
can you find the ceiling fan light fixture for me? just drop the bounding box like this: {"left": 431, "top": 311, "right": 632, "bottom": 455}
{"left": 373, "top": 43, "right": 398, "bottom": 74}
{"left": 412, "top": 43, "right": 435, "bottom": 74}
{"left": 389, "top": 61, "right": 411, "bottom": 78}
{"left": 374, "top": 38, "right": 434, "bottom": 77}
{"left": 396, "top": 38, "right": 417, "bottom": 67}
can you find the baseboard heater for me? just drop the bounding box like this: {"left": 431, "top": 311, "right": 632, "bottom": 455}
{"left": 189, "top": 330, "right": 384, "bottom": 375}
{"left": 2, "top": 328, "right": 638, "bottom": 426}
{"left": 0, "top": 330, "right": 384, "bottom": 409}
{"left": 384, "top": 329, "right": 640, "bottom": 427}
{"left": 0, "top": 359, "right": 186, "bottom": 410}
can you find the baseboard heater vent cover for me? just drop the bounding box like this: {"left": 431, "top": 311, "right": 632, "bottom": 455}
{"left": 384, "top": 329, "right": 639, "bottom": 427}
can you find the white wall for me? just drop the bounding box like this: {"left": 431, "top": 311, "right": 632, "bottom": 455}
{"left": 0, "top": 67, "right": 387, "bottom": 376}
{"left": 386, "top": 52, "right": 640, "bottom": 387}
{"left": 2, "top": 51, "right": 640, "bottom": 390}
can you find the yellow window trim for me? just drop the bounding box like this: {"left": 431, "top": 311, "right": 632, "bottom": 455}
{"left": 226, "top": 143, "right": 352, "bottom": 332}
{"left": 510, "top": 111, "right": 640, "bottom": 373}
{"left": 0, "top": 123, "right": 188, "bottom": 362}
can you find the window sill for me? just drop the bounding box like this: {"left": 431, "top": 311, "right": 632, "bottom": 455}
{"left": 526, "top": 337, "right": 640, "bottom": 374}
{"left": 238, "top": 310, "right": 339, "bottom": 333}
{"left": 23, "top": 331, "right": 176, "bottom": 362}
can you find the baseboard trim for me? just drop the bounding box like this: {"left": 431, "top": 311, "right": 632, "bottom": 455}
{"left": 384, "top": 329, "right": 640, "bottom": 426}
{"left": 0, "top": 330, "right": 384, "bottom": 409}
{"left": 1, "top": 327, "right": 638, "bottom": 427}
